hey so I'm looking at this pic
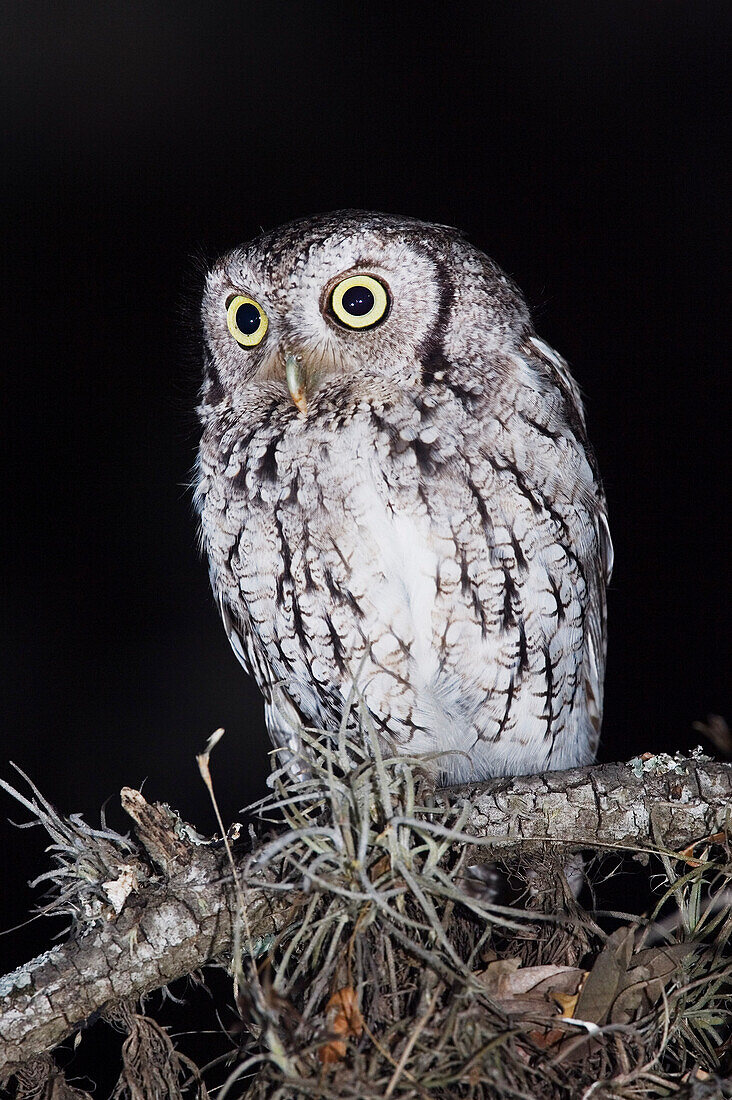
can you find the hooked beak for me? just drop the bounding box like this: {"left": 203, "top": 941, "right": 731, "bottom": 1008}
{"left": 285, "top": 354, "right": 308, "bottom": 415}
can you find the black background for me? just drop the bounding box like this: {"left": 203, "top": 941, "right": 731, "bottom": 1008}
{"left": 1, "top": 0, "right": 728, "bottom": 1047}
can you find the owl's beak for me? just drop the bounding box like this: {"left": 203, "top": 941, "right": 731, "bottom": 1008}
{"left": 285, "top": 354, "right": 308, "bottom": 415}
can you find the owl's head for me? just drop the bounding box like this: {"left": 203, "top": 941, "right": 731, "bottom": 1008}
{"left": 199, "top": 211, "right": 530, "bottom": 417}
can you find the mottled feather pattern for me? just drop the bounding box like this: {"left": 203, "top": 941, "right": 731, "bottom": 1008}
{"left": 196, "top": 212, "right": 611, "bottom": 784}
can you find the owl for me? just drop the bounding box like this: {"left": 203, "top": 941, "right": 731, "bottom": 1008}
{"left": 195, "top": 212, "right": 612, "bottom": 785}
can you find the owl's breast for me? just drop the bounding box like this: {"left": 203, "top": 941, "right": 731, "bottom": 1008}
{"left": 200, "top": 392, "right": 599, "bottom": 782}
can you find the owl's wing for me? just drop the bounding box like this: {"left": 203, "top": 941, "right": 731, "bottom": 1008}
{"left": 585, "top": 510, "right": 613, "bottom": 743}
{"left": 529, "top": 336, "right": 589, "bottom": 431}
{"left": 529, "top": 336, "right": 613, "bottom": 742}
{"left": 218, "top": 593, "right": 253, "bottom": 676}
{"left": 218, "top": 592, "right": 306, "bottom": 767}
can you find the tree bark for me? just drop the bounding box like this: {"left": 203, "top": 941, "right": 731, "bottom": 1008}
{"left": 450, "top": 756, "right": 732, "bottom": 857}
{"left": 1, "top": 757, "right": 730, "bottom": 1072}
{"left": 0, "top": 788, "right": 290, "bottom": 1074}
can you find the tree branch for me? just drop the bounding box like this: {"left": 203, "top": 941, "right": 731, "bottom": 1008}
{"left": 1, "top": 755, "right": 730, "bottom": 1072}
{"left": 450, "top": 754, "right": 732, "bottom": 857}
{"left": 0, "top": 788, "right": 290, "bottom": 1073}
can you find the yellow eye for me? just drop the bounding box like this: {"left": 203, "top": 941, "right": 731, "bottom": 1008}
{"left": 330, "top": 274, "right": 389, "bottom": 330}
{"left": 226, "top": 295, "right": 268, "bottom": 347}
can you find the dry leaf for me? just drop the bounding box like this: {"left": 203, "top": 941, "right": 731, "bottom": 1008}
{"left": 610, "top": 943, "right": 695, "bottom": 1024}
{"left": 573, "top": 927, "right": 694, "bottom": 1028}
{"left": 528, "top": 1026, "right": 568, "bottom": 1051}
{"left": 476, "top": 958, "right": 522, "bottom": 995}
{"left": 318, "top": 987, "right": 364, "bottom": 1065}
{"left": 102, "top": 864, "right": 139, "bottom": 915}
{"left": 677, "top": 832, "right": 728, "bottom": 867}
{"left": 477, "top": 959, "right": 585, "bottom": 1018}
{"left": 369, "top": 854, "right": 392, "bottom": 882}
{"left": 574, "top": 926, "right": 634, "bottom": 1025}
{"left": 692, "top": 714, "right": 731, "bottom": 757}
{"left": 552, "top": 990, "right": 580, "bottom": 1017}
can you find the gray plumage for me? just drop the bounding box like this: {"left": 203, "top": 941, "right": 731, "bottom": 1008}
{"left": 196, "top": 211, "right": 612, "bottom": 784}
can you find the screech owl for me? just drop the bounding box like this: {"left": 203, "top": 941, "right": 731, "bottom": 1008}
{"left": 195, "top": 211, "right": 612, "bottom": 785}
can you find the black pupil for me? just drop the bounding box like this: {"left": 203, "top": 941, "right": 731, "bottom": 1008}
{"left": 235, "top": 302, "right": 261, "bottom": 335}
{"left": 342, "top": 284, "right": 375, "bottom": 316}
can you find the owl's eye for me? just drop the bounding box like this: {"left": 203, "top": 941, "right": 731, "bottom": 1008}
{"left": 329, "top": 275, "right": 389, "bottom": 330}
{"left": 226, "top": 295, "right": 268, "bottom": 347}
